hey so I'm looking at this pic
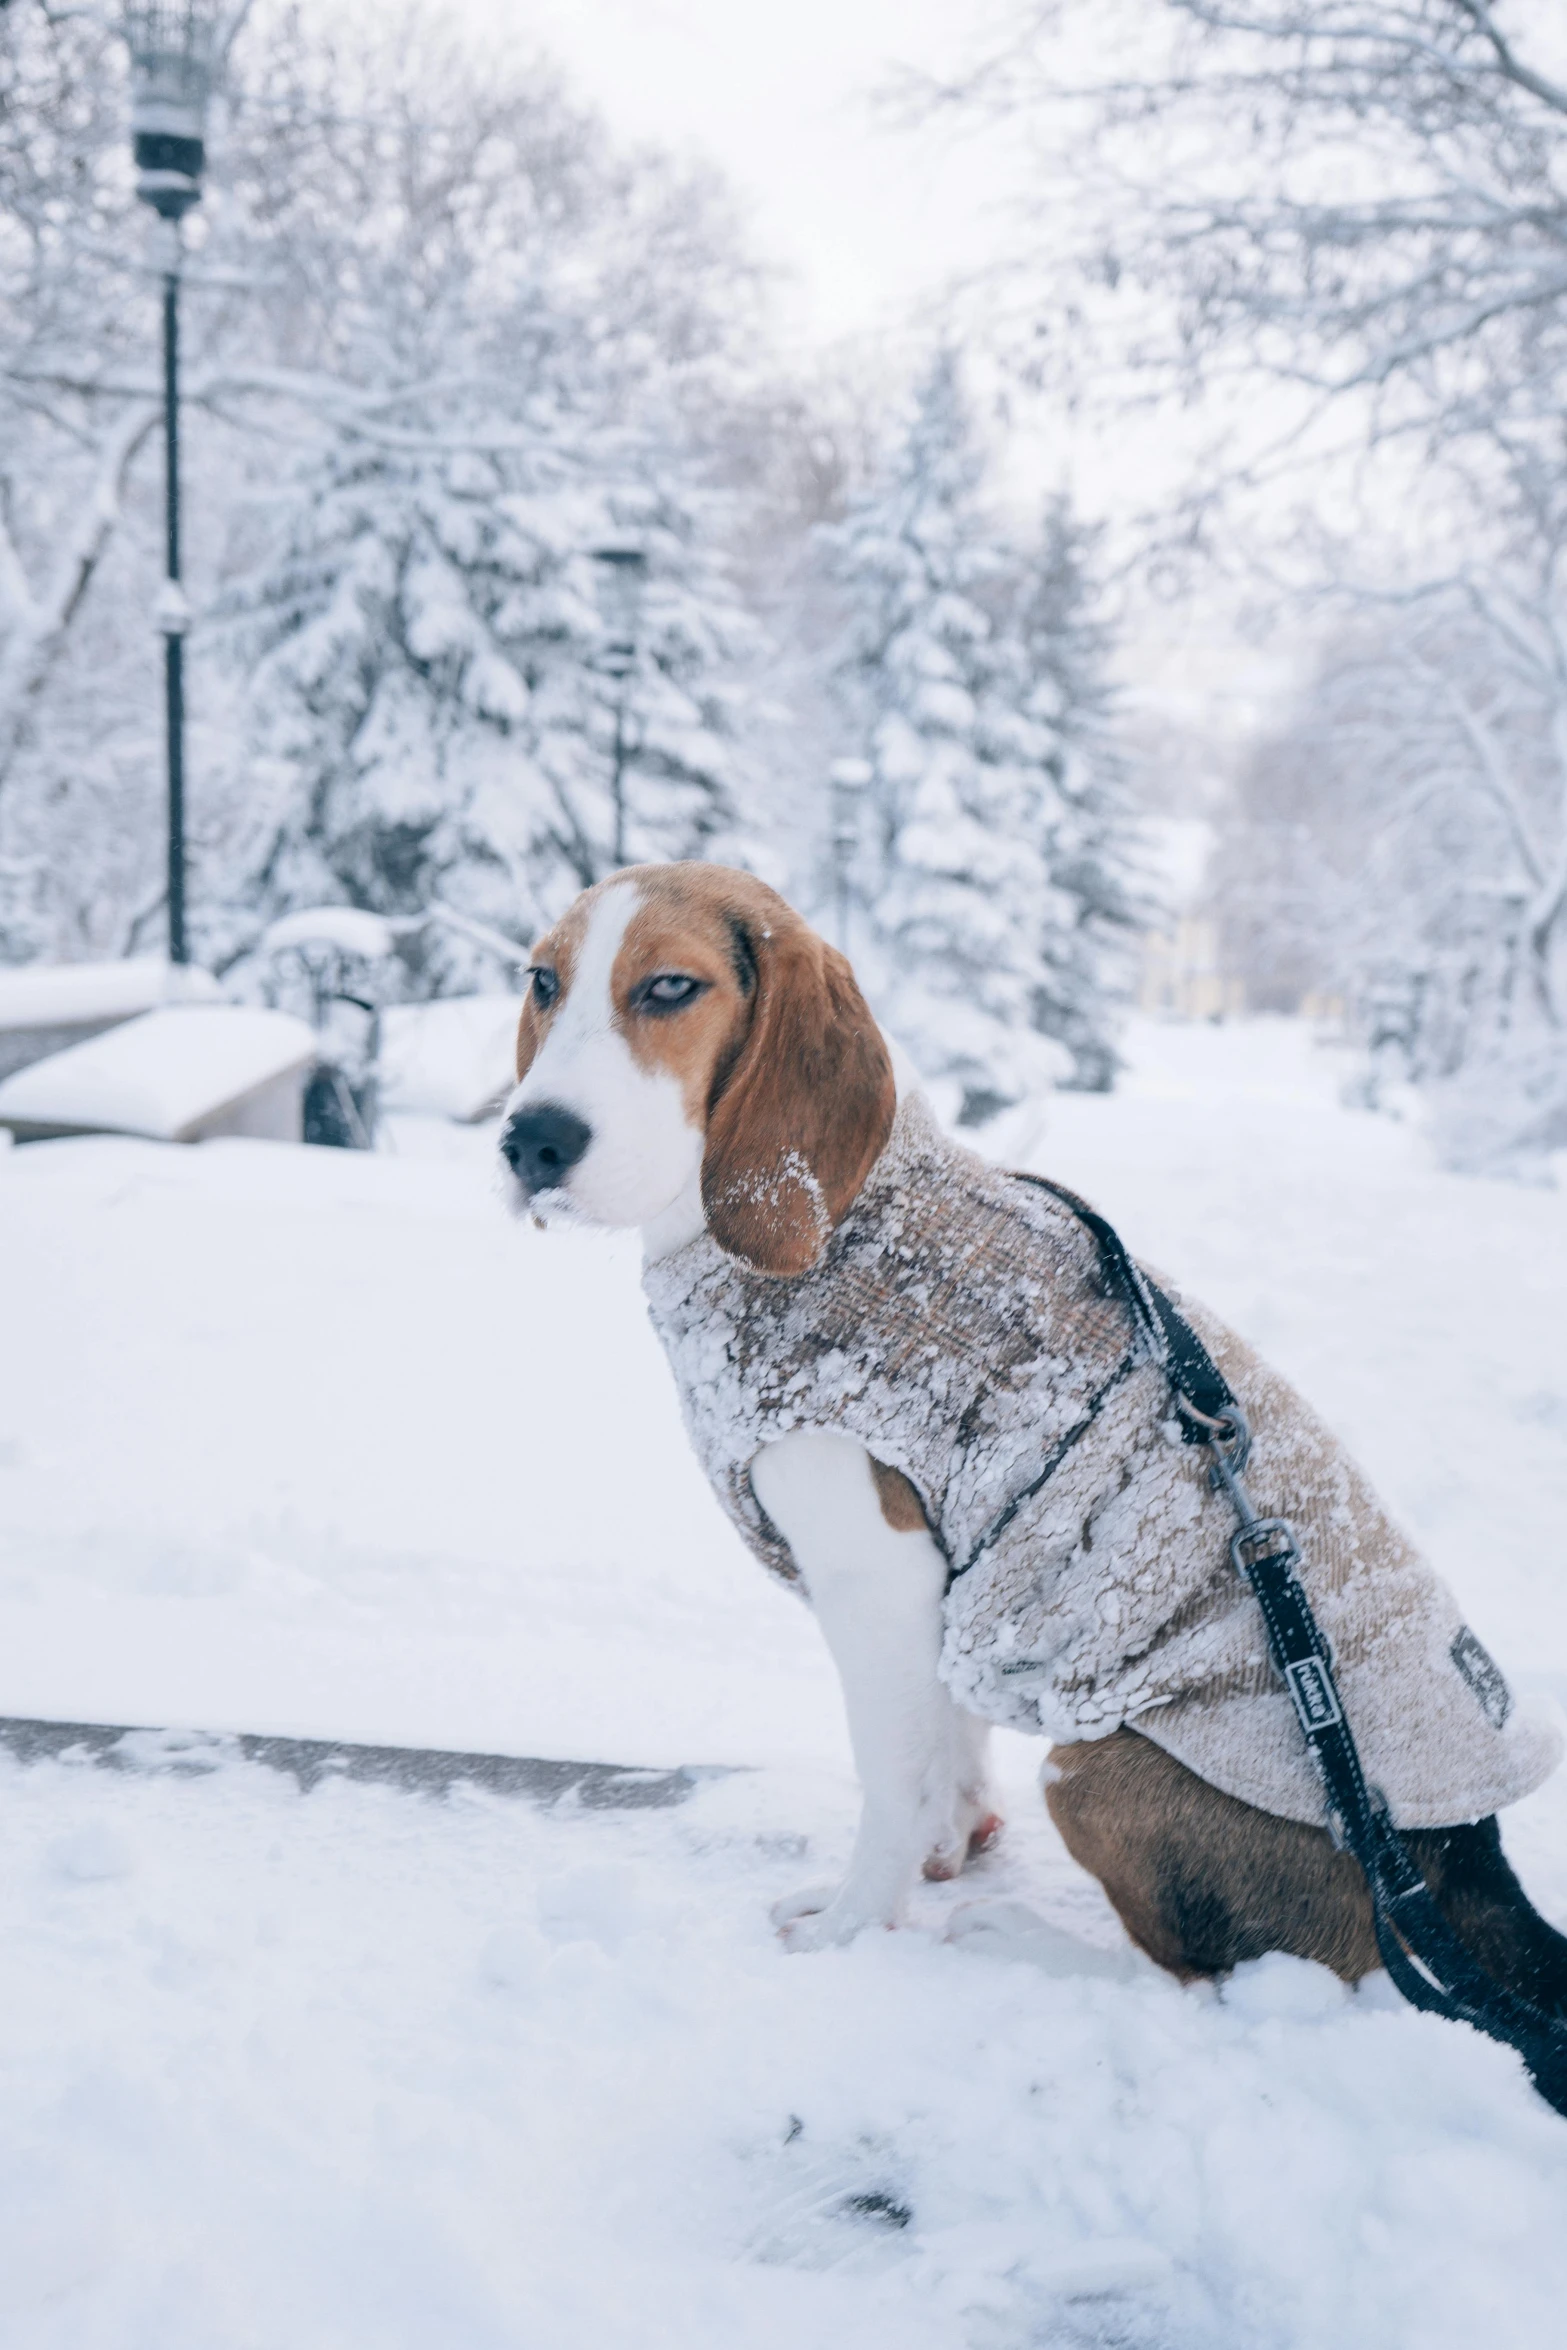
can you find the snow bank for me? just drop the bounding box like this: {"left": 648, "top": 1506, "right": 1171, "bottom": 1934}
{"left": 0, "top": 1736, "right": 1564, "bottom": 2349}
{"left": 0, "top": 1122, "right": 820, "bottom": 1766}
{"left": 379, "top": 993, "right": 522, "bottom": 1121}
{"left": 0, "top": 1006, "right": 316, "bottom": 1142}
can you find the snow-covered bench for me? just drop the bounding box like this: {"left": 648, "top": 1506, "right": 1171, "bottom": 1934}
{"left": 0, "top": 957, "right": 221, "bottom": 1084}
{"left": 0, "top": 1005, "right": 317, "bottom": 1145}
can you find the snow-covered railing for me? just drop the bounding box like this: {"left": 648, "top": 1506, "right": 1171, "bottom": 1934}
{"left": 0, "top": 957, "right": 221, "bottom": 1083}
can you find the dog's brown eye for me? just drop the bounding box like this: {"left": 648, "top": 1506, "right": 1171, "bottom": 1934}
{"left": 639, "top": 972, "right": 705, "bottom": 1011}
{"left": 529, "top": 966, "right": 560, "bottom": 1011}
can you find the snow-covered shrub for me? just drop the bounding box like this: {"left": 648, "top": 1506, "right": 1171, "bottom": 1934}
{"left": 1424, "top": 1039, "right": 1567, "bottom": 1183}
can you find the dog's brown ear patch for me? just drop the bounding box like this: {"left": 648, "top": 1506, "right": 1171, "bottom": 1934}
{"left": 513, "top": 903, "right": 586, "bottom": 1082}
{"left": 702, "top": 914, "right": 894, "bottom": 1274}
{"left": 515, "top": 997, "right": 543, "bottom": 1084}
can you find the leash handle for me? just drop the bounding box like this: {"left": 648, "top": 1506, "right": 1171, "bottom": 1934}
{"left": 1012, "top": 1170, "right": 1567, "bottom": 2115}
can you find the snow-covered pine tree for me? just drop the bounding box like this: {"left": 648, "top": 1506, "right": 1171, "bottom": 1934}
{"left": 216, "top": 396, "right": 754, "bottom": 987}
{"left": 1002, "top": 498, "right": 1142, "bottom": 1092}
{"left": 821, "top": 354, "right": 1136, "bottom": 1123}
{"left": 198, "top": 9, "right": 766, "bottom": 986}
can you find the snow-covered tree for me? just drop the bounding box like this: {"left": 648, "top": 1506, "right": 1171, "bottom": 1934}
{"left": 821, "top": 354, "right": 1138, "bottom": 1122}
{"left": 217, "top": 403, "right": 754, "bottom": 982}
{"left": 0, "top": 0, "right": 761, "bottom": 970}
{"left": 935, "top": 3, "right": 1567, "bottom": 490}
{"left": 1004, "top": 498, "right": 1143, "bottom": 1090}
{"left": 0, "top": 2, "right": 164, "bottom": 818}
{"left": 1213, "top": 459, "right": 1567, "bottom": 1170}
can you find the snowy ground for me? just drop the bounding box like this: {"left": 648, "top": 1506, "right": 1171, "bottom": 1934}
{"left": 1, "top": 1017, "right": 1565, "bottom": 2348}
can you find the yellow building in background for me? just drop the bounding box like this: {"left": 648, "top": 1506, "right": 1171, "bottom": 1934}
{"left": 1135, "top": 816, "right": 1247, "bottom": 1021}
{"left": 1140, "top": 911, "right": 1247, "bottom": 1021}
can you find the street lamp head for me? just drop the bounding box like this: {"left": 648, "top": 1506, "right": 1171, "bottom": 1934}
{"left": 123, "top": 3, "right": 219, "bottom": 221}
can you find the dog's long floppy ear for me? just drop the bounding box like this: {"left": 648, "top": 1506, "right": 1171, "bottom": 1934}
{"left": 702, "top": 914, "right": 895, "bottom": 1275}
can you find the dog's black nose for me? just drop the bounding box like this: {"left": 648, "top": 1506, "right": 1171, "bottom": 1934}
{"left": 500, "top": 1104, "right": 592, "bottom": 1194}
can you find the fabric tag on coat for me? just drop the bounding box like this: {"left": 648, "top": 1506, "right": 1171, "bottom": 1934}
{"left": 1451, "top": 1627, "right": 1513, "bottom": 1730}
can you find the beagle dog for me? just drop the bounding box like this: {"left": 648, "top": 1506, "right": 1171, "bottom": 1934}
{"left": 498, "top": 861, "right": 1567, "bottom": 2003}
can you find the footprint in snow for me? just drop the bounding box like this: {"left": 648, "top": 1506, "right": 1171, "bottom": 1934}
{"left": 944, "top": 1899, "right": 1152, "bottom": 1982}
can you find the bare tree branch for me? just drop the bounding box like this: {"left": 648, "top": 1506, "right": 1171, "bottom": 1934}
{"left": 937, "top": 2, "right": 1567, "bottom": 478}
{"left": 1411, "top": 650, "right": 1547, "bottom": 885}
{"left": 0, "top": 399, "right": 159, "bottom": 793}
{"left": 1452, "top": 0, "right": 1567, "bottom": 118}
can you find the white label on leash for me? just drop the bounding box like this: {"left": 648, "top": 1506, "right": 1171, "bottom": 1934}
{"left": 1286, "top": 1656, "right": 1343, "bottom": 1733}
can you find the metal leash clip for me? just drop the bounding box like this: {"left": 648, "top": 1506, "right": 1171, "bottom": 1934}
{"left": 1231, "top": 1514, "right": 1305, "bottom": 1576}
{"left": 1191, "top": 1404, "right": 1310, "bottom": 1597}
{"left": 1174, "top": 1399, "right": 1256, "bottom": 1514}
{"left": 1194, "top": 1408, "right": 1340, "bottom": 1743}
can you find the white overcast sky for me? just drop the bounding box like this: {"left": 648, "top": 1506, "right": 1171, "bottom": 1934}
{"left": 462, "top": 0, "right": 1008, "bottom": 346}
{"left": 427, "top": 2, "right": 1299, "bottom": 754}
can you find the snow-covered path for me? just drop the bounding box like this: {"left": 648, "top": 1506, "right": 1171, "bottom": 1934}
{"left": 1, "top": 1018, "right": 1565, "bottom": 2347}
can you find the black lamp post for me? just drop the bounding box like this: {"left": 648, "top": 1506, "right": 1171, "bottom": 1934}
{"left": 829, "top": 757, "right": 872, "bottom": 952}
{"left": 123, "top": 3, "right": 218, "bottom": 967}
{"left": 592, "top": 546, "right": 648, "bottom": 871}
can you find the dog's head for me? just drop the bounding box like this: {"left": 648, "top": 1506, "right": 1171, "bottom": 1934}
{"left": 499, "top": 863, "right": 895, "bottom": 1273}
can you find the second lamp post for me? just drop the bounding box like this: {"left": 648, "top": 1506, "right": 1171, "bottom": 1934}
{"left": 592, "top": 546, "right": 648, "bottom": 872}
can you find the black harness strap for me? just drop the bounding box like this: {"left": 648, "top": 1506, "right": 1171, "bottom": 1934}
{"left": 950, "top": 1174, "right": 1214, "bottom": 1590}
{"left": 1010, "top": 1172, "right": 1567, "bottom": 2116}
{"left": 950, "top": 1351, "right": 1141, "bottom": 1587}
{"left": 1012, "top": 1174, "right": 1235, "bottom": 1434}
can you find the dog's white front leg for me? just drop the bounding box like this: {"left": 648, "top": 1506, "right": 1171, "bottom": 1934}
{"left": 750, "top": 1428, "right": 996, "bottom": 1951}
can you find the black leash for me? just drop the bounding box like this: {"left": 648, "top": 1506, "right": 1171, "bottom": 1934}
{"left": 1012, "top": 1173, "right": 1567, "bottom": 2116}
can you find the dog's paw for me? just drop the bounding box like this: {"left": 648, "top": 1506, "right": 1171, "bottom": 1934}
{"left": 778, "top": 1905, "right": 893, "bottom": 1953}
{"left": 769, "top": 1883, "right": 895, "bottom": 1951}
{"left": 770, "top": 1882, "right": 840, "bottom": 1930}
{"left": 921, "top": 1805, "right": 1004, "bottom": 1883}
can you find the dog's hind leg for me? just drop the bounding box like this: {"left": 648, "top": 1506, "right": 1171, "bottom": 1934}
{"left": 1046, "top": 1730, "right": 1567, "bottom": 2004}
{"left": 922, "top": 1704, "right": 1003, "bottom": 1882}
{"left": 1044, "top": 1729, "right": 1380, "bottom": 1981}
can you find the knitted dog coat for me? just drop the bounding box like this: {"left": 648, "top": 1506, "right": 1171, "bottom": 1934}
{"left": 643, "top": 1092, "right": 1560, "bottom": 1830}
